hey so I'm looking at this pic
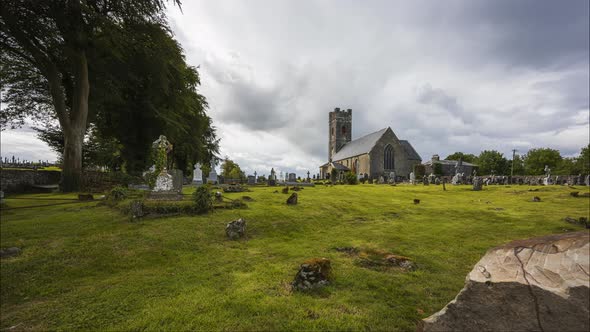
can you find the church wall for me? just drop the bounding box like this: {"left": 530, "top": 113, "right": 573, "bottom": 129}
{"left": 369, "top": 128, "right": 420, "bottom": 178}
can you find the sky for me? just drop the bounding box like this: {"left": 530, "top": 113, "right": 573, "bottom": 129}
{"left": 1, "top": 0, "right": 589, "bottom": 176}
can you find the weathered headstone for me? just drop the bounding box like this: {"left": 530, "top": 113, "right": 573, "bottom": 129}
{"left": 378, "top": 176, "right": 385, "bottom": 184}
{"left": 207, "top": 162, "right": 218, "bottom": 184}
{"left": 225, "top": 218, "right": 246, "bottom": 240}
{"left": 247, "top": 175, "right": 255, "bottom": 185}
{"left": 268, "top": 168, "right": 277, "bottom": 186}
{"left": 388, "top": 171, "right": 396, "bottom": 184}
{"left": 421, "top": 231, "right": 590, "bottom": 332}
{"left": 409, "top": 172, "right": 415, "bottom": 184}
{"left": 292, "top": 258, "right": 332, "bottom": 291}
{"left": 286, "top": 192, "right": 298, "bottom": 205}
{"left": 171, "top": 169, "right": 183, "bottom": 193}
{"left": 472, "top": 176, "right": 483, "bottom": 191}
{"left": 288, "top": 173, "right": 297, "bottom": 182}
{"left": 423, "top": 176, "right": 429, "bottom": 186}
{"left": 192, "top": 163, "right": 203, "bottom": 185}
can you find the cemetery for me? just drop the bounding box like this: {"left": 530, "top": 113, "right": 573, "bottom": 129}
{"left": 1, "top": 164, "right": 589, "bottom": 330}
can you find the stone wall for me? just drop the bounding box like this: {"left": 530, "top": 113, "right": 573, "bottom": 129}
{"left": 0, "top": 169, "right": 61, "bottom": 193}
{"left": 370, "top": 128, "right": 421, "bottom": 179}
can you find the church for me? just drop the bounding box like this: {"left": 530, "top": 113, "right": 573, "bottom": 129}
{"left": 319, "top": 108, "right": 422, "bottom": 180}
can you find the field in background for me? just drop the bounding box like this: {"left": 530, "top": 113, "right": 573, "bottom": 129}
{"left": 1, "top": 184, "right": 589, "bottom": 331}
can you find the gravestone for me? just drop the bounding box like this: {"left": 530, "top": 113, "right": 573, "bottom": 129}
{"left": 286, "top": 192, "right": 298, "bottom": 205}
{"left": 207, "top": 164, "right": 218, "bottom": 184}
{"left": 268, "top": 168, "right": 277, "bottom": 186}
{"left": 226, "top": 218, "right": 246, "bottom": 240}
{"left": 192, "top": 163, "right": 203, "bottom": 185}
{"left": 409, "top": 172, "right": 416, "bottom": 184}
{"left": 423, "top": 176, "right": 429, "bottom": 186}
{"left": 148, "top": 135, "right": 181, "bottom": 200}
{"left": 473, "top": 176, "right": 483, "bottom": 191}
{"left": 247, "top": 175, "right": 255, "bottom": 185}
{"left": 171, "top": 169, "right": 183, "bottom": 193}
{"left": 292, "top": 258, "right": 332, "bottom": 291}
{"left": 288, "top": 173, "right": 297, "bottom": 182}
{"left": 388, "top": 171, "right": 396, "bottom": 184}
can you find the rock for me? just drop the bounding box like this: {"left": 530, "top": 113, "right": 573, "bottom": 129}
{"left": 0, "top": 247, "right": 22, "bottom": 258}
{"left": 292, "top": 258, "right": 332, "bottom": 291}
{"left": 565, "top": 217, "right": 589, "bottom": 228}
{"left": 286, "top": 193, "right": 298, "bottom": 205}
{"left": 384, "top": 254, "right": 416, "bottom": 271}
{"left": 570, "top": 191, "right": 579, "bottom": 197}
{"left": 215, "top": 191, "right": 223, "bottom": 202}
{"left": 130, "top": 200, "right": 144, "bottom": 219}
{"left": 225, "top": 218, "right": 246, "bottom": 240}
{"left": 413, "top": 199, "right": 420, "bottom": 204}
{"left": 282, "top": 187, "right": 289, "bottom": 194}
{"left": 334, "top": 247, "right": 359, "bottom": 255}
{"left": 78, "top": 194, "right": 94, "bottom": 201}
{"left": 241, "top": 196, "right": 254, "bottom": 201}
{"left": 532, "top": 196, "right": 541, "bottom": 202}
{"left": 420, "top": 231, "right": 590, "bottom": 332}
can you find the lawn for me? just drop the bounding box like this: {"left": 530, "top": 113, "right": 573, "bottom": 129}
{"left": 1, "top": 184, "right": 589, "bottom": 331}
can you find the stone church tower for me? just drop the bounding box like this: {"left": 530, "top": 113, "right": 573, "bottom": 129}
{"left": 329, "top": 108, "right": 352, "bottom": 161}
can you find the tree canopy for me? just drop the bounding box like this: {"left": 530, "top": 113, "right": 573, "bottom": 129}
{"left": 522, "top": 148, "right": 562, "bottom": 175}
{"left": 221, "top": 157, "right": 245, "bottom": 181}
{"left": 1, "top": 0, "right": 218, "bottom": 189}
{"left": 445, "top": 152, "right": 477, "bottom": 163}
{"left": 476, "top": 150, "right": 509, "bottom": 175}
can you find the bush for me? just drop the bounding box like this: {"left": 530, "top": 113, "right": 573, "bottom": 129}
{"left": 108, "top": 186, "right": 127, "bottom": 201}
{"left": 344, "top": 172, "right": 359, "bottom": 185}
{"left": 413, "top": 164, "right": 426, "bottom": 178}
{"left": 193, "top": 186, "right": 213, "bottom": 214}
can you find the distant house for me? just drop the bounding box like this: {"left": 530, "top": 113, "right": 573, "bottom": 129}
{"left": 319, "top": 108, "right": 421, "bottom": 180}
{"left": 423, "top": 155, "right": 478, "bottom": 176}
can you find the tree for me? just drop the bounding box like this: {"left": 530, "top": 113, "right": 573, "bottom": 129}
{"left": 1, "top": 0, "right": 177, "bottom": 191}
{"left": 220, "top": 157, "right": 245, "bottom": 181}
{"left": 509, "top": 154, "right": 526, "bottom": 176}
{"left": 576, "top": 144, "right": 590, "bottom": 175}
{"left": 477, "top": 150, "right": 509, "bottom": 175}
{"left": 445, "top": 152, "right": 477, "bottom": 163}
{"left": 523, "top": 148, "right": 562, "bottom": 175}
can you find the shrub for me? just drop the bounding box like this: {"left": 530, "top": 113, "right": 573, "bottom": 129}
{"left": 413, "top": 164, "right": 426, "bottom": 178}
{"left": 108, "top": 186, "right": 127, "bottom": 201}
{"left": 344, "top": 172, "right": 358, "bottom": 185}
{"left": 193, "top": 186, "right": 213, "bottom": 214}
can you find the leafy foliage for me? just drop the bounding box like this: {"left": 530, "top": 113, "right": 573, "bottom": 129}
{"left": 445, "top": 152, "right": 477, "bottom": 163}
{"left": 433, "top": 162, "right": 443, "bottom": 176}
{"left": 477, "top": 150, "right": 509, "bottom": 175}
{"left": 108, "top": 186, "right": 127, "bottom": 201}
{"left": 344, "top": 172, "right": 359, "bottom": 185}
{"left": 192, "top": 186, "right": 213, "bottom": 214}
{"left": 220, "top": 157, "right": 245, "bottom": 181}
{"left": 413, "top": 164, "right": 426, "bottom": 178}
{"left": 523, "top": 148, "right": 562, "bottom": 175}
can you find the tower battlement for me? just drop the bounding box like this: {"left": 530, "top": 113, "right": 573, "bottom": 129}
{"left": 329, "top": 107, "right": 352, "bottom": 161}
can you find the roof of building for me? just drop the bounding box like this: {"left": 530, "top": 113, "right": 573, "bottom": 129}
{"left": 400, "top": 140, "right": 421, "bottom": 161}
{"left": 331, "top": 128, "right": 388, "bottom": 161}
{"left": 330, "top": 128, "right": 422, "bottom": 162}
{"left": 423, "top": 159, "right": 477, "bottom": 167}
{"left": 331, "top": 162, "right": 349, "bottom": 171}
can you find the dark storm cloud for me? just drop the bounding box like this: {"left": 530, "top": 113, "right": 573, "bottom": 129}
{"left": 462, "top": 0, "right": 589, "bottom": 69}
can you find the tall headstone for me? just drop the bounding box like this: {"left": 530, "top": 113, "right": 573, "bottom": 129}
{"left": 410, "top": 172, "right": 416, "bottom": 184}
{"left": 268, "top": 168, "right": 277, "bottom": 186}
{"left": 247, "top": 175, "right": 255, "bottom": 185}
{"left": 193, "top": 163, "right": 203, "bottom": 185}
{"left": 288, "top": 173, "right": 297, "bottom": 182}
{"left": 207, "top": 160, "right": 218, "bottom": 184}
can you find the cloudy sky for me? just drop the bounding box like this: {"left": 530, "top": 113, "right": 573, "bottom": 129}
{"left": 1, "top": 0, "right": 589, "bottom": 176}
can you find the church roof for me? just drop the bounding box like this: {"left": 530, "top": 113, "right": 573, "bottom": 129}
{"left": 331, "top": 128, "right": 388, "bottom": 161}
{"left": 423, "top": 159, "right": 477, "bottom": 167}
{"left": 331, "top": 128, "right": 422, "bottom": 162}
{"left": 400, "top": 140, "right": 422, "bottom": 161}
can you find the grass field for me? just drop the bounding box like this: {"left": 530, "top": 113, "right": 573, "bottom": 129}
{"left": 1, "top": 184, "right": 589, "bottom": 331}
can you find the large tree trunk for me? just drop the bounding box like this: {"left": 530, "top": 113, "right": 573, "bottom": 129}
{"left": 60, "top": 51, "right": 90, "bottom": 192}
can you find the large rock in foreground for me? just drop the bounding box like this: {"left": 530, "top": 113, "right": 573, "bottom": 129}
{"left": 421, "top": 231, "right": 589, "bottom": 332}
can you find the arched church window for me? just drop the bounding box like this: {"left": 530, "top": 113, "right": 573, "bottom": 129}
{"left": 354, "top": 159, "right": 359, "bottom": 174}
{"left": 384, "top": 144, "right": 394, "bottom": 170}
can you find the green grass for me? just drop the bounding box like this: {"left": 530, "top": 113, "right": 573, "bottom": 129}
{"left": 1, "top": 184, "right": 589, "bottom": 331}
